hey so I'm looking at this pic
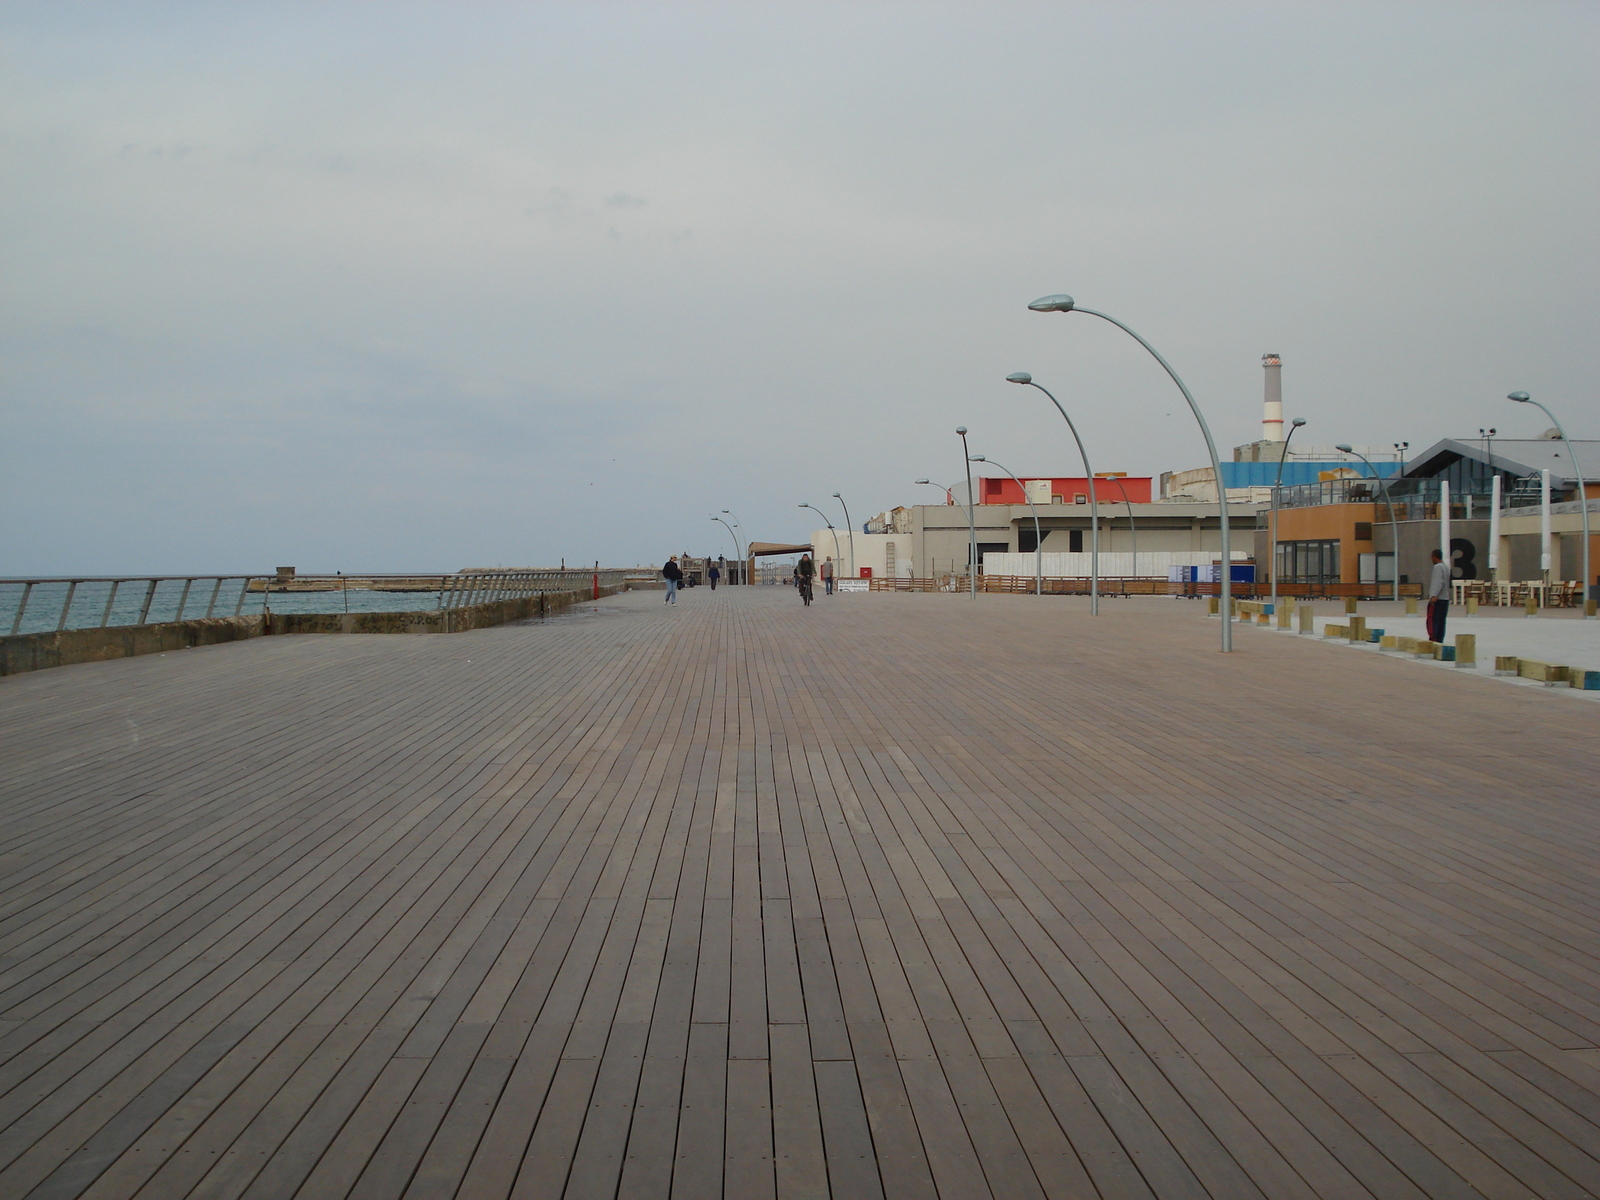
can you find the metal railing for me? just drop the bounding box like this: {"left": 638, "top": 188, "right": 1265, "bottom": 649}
{"left": 2, "top": 570, "right": 628, "bottom": 637}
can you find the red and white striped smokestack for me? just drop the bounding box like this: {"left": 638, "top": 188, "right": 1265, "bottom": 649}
{"left": 1262, "top": 353, "right": 1284, "bottom": 442}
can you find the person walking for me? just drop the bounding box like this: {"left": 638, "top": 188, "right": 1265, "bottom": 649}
{"left": 797, "top": 553, "right": 816, "bottom": 606}
{"left": 708, "top": 561, "right": 720, "bottom": 590}
{"left": 1426, "top": 548, "right": 1450, "bottom": 642}
{"left": 662, "top": 555, "right": 684, "bottom": 604}
{"left": 820, "top": 555, "right": 835, "bottom": 595}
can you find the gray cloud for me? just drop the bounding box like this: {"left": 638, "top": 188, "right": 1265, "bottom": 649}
{"left": 2, "top": 1, "right": 1595, "bottom": 573}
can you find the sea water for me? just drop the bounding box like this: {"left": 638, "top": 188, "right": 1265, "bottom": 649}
{"left": 0, "top": 580, "right": 447, "bottom": 637}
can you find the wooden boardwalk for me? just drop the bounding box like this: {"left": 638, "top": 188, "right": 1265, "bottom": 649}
{"left": 1, "top": 586, "right": 1597, "bottom": 1199}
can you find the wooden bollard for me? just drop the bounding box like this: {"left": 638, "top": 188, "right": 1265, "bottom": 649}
{"left": 1494, "top": 655, "right": 1519, "bottom": 676}
{"left": 1298, "top": 605, "right": 1313, "bottom": 634}
{"left": 1465, "top": 597, "right": 1478, "bottom": 616}
{"left": 1347, "top": 616, "right": 1367, "bottom": 643}
{"left": 1208, "top": 597, "right": 1218, "bottom": 615}
{"left": 1525, "top": 594, "right": 1538, "bottom": 616}
{"left": 1453, "top": 634, "right": 1475, "bottom": 667}
{"left": 1405, "top": 596, "right": 1418, "bottom": 615}
{"left": 1344, "top": 596, "right": 1358, "bottom": 614}
{"left": 1277, "top": 605, "right": 1291, "bottom": 629}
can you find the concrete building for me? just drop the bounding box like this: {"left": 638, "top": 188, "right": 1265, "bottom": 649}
{"left": 909, "top": 497, "right": 1259, "bottom": 578}
{"left": 1260, "top": 435, "right": 1600, "bottom": 588}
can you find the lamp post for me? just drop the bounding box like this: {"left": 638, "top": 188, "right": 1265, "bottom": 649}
{"left": 1269, "top": 418, "right": 1308, "bottom": 619}
{"left": 1027, "top": 294, "right": 1231, "bottom": 648}
{"left": 1005, "top": 373, "right": 1099, "bottom": 615}
{"left": 798, "top": 504, "right": 840, "bottom": 581}
{"left": 969, "top": 455, "right": 1042, "bottom": 595}
{"left": 1099, "top": 475, "right": 1141, "bottom": 582}
{"left": 711, "top": 516, "right": 742, "bottom": 565}
{"left": 957, "top": 427, "right": 977, "bottom": 598}
{"left": 831, "top": 492, "right": 855, "bottom": 581}
{"left": 721, "top": 510, "right": 745, "bottom": 583}
{"left": 1336, "top": 445, "right": 1400, "bottom": 602}
{"left": 1509, "top": 392, "right": 1593, "bottom": 617}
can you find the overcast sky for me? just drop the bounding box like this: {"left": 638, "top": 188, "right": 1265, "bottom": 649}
{"left": 3, "top": 1, "right": 1595, "bottom": 574}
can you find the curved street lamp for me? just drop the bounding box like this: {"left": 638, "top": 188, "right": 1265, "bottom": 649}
{"left": 1098, "top": 474, "right": 1141, "bottom": 582}
{"left": 1028, "top": 294, "right": 1232, "bottom": 649}
{"left": 721, "top": 510, "right": 746, "bottom": 583}
{"left": 1336, "top": 444, "right": 1400, "bottom": 602}
{"left": 831, "top": 492, "right": 855, "bottom": 581}
{"left": 957, "top": 427, "right": 977, "bottom": 598}
{"left": 970, "top": 455, "right": 1042, "bottom": 595}
{"left": 1269, "top": 418, "right": 1308, "bottom": 618}
{"left": 1509, "top": 392, "right": 1593, "bottom": 618}
{"left": 710, "top": 515, "right": 742, "bottom": 566}
{"left": 1006, "top": 373, "right": 1099, "bottom": 614}
{"left": 798, "top": 504, "right": 840, "bottom": 578}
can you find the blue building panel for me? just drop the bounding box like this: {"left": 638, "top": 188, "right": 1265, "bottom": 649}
{"left": 1217, "top": 461, "right": 1398, "bottom": 488}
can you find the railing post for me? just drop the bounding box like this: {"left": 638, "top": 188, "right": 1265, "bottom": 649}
{"left": 204, "top": 577, "right": 223, "bottom": 618}
{"left": 10, "top": 581, "right": 35, "bottom": 635}
{"left": 234, "top": 578, "right": 252, "bottom": 616}
{"left": 99, "top": 579, "right": 121, "bottom": 627}
{"left": 175, "top": 577, "right": 195, "bottom": 622}
{"left": 56, "top": 581, "right": 79, "bottom": 631}
{"left": 137, "top": 579, "right": 159, "bottom": 625}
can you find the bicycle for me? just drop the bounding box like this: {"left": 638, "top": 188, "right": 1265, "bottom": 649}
{"left": 798, "top": 576, "right": 814, "bottom": 606}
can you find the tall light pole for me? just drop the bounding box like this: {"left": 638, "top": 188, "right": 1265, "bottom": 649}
{"left": 798, "top": 504, "right": 840, "bottom": 579}
{"left": 1509, "top": 392, "right": 1593, "bottom": 617}
{"left": 915, "top": 479, "right": 969, "bottom": 581}
{"left": 1099, "top": 475, "right": 1141, "bottom": 581}
{"left": 957, "top": 427, "right": 977, "bottom": 597}
{"left": 1269, "top": 418, "right": 1308, "bottom": 618}
{"left": 711, "top": 516, "right": 741, "bottom": 565}
{"left": 1005, "top": 373, "right": 1099, "bottom": 614}
{"left": 721, "top": 510, "right": 745, "bottom": 583}
{"left": 831, "top": 492, "right": 855, "bottom": 581}
{"left": 1337, "top": 445, "right": 1400, "bottom": 602}
{"left": 1028, "top": 294, "right": 1232, "bottom": 649}
{"left": 969, "top": 455, "right": 1042, "bottom": 595}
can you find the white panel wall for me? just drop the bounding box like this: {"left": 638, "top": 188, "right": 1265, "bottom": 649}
{"left": 983, "top": 550, "right": 1249, "bottom": 578}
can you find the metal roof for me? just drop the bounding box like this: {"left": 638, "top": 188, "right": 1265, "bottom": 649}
{"left": 1403, "top": 437, "right": 1600, "bottom": 485}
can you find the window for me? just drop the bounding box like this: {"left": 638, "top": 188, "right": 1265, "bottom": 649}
{"left": 1074, "top": 494, "right": 1087, "bottom": 505}
{"left": 1275, "top": 540, "right": 1341, "bottom": 584}
{"left": 1051, "top": 494, "right": 1064, "bottom": 504}
{"left": 1069, "top": 529, "right": 1084, "bottom": 553}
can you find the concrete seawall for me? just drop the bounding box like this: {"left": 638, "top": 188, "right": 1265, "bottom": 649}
{"left": 0, "top": 583, "right": 623, "bottom": 677}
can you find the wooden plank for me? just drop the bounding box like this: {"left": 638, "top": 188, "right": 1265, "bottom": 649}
{"left": 2, "top": 588, "right": 1599, "bottom": 1200}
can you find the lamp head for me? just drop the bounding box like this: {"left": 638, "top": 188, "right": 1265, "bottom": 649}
{"left": 1028, "top": 294, "right": 1075, "bottom": 312}
{"left": 969, "top": 455, "right": 986, "bottom": 462}
{"left": 831, "top": 492, "right": 840, "bottom": 498}
{"left": 1335, "top": 443, "right": 1353, "bottom": 454}
{"left": 915, "top": 478, "right": 930, "bottom": 484}
{"left": 956, "top": 426, "right": 967, "bottom": 435}
{"left": 1005, "top": 372, "right": 1032, "bottom": 385}
{"left": 1291, "top": 418, "right": 1307, "bottom": 428}
{"left": 1507, "top": 391, "right": 1531, "bottom": 403}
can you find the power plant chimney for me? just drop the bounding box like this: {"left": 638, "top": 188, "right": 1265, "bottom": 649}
{"left": 1261, "top": 353, "right": 1284, "bottom": 442}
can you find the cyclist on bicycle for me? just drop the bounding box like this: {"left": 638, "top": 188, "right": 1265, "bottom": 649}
{"left": 796, "top": 553, "right": 816, "bottom": 606}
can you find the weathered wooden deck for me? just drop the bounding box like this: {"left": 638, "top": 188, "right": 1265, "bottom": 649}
{"left": 1, "top": 586, "right": 1597, "bottom": 1199}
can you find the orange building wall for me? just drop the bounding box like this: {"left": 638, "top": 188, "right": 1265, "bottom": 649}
{"left": 1269, "top": 502, "right": 1377, "bottom": 583}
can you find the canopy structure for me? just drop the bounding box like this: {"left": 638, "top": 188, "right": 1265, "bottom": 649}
{"left": 744, "top": 541, "right": 814, "bottom": 585}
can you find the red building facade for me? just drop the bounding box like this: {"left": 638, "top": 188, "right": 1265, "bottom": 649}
{"left": 977, "top": 476, "right": 1153, "bottom": 505}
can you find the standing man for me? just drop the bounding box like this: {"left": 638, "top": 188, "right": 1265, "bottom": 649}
{"left": 820, "top": 555, "right": 835, "bottom": 595}
{"left": 1426, "top": 548, "right": 1450, "bottom": 642}
{"left": 708, "top": 560, "right": 721, "bottom": 590}
{"left": 662, "top": 555, "right": 684, "bottom": 604}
